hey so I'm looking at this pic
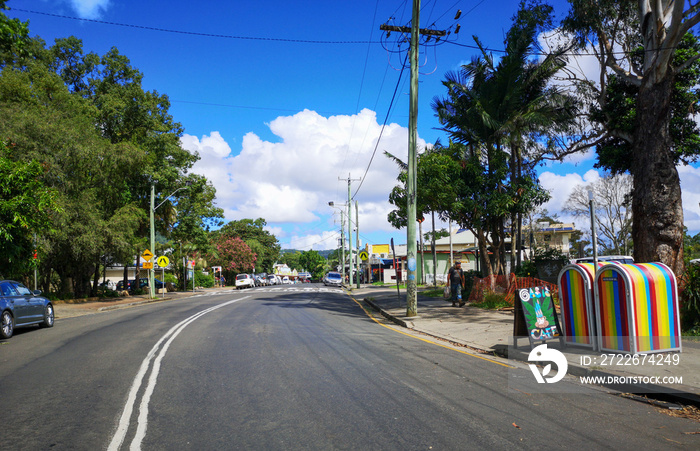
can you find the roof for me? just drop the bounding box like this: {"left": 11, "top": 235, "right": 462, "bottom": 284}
{"left": 433, "top": 229, "right": 476, "bottom": 246}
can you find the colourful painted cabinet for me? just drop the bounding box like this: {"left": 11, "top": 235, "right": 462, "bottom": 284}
{"left": 594, "top": 263, "right": 681, "bottom": 354}
{"left": 558, "top": 263, "right": 598, "bottom": 349}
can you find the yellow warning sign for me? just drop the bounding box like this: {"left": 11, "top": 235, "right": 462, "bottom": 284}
{"left": 141, "top": 249, "right": 154, "bottom": 261}
{"left": 156, "top": 256, "right": 170, "bottom": 267}
{"left": 142, "top": 261, "right": 153, "bottom": 269}
{"left": 359, "top": 250, "right": 369, "bottom": 261}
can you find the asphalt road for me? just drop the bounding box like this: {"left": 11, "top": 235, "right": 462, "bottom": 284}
{"left": 1, "top": 284, "right": 699, "bottom": 450}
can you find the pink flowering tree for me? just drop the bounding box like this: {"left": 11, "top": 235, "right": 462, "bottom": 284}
{"left": 217, "top": 237, "right": 257, "bottom": 274}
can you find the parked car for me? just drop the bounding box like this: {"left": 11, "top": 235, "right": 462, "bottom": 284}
{"left": 570, "top": 255, "right": 634, "bottom": 265}
{"left": 96, "top": 280, "right": 115, "bottom": 290}
{"left": 323, "top": 272, "right": 343, "bottom": 287}
{"left": 116, "top": 279, "right": 132, "bottom": 291}
{"left": 236, "top": 274, "right": 255, "bottom": 289}
{"left": 282, "top": 276, "right": 291, "bottom": 284}
{"left": 115, "top": 278, "right": 163, "bottom": 292}
{"left": 1, "top": 280, "right": 54, "bottom": 339}
{"left": 267, "top": 275, "right": 277, "bottom": 285}
{"left": 140, "top": 278, "right": 165, "bottom": 289}
{"left": 254, "top": 275, "right": 266, "bottom": 287}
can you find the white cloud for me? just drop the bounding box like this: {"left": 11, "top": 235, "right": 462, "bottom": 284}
{"left": 181, "top": 109, "right": 422, "bottom": 247}
{"left": 680, "top": 165, "right": 700, "bottom": 235}
{"left": 538, "top": 165, "right": 700, "bottom": 235}
{"left": 70, "top": 0, "right": 111, "bottom": 19}
{"left": 538, "top": 169, "right": 600, "bottom": 214}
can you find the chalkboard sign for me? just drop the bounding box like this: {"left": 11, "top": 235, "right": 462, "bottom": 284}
{"left": 518, "top": 286, "right": 563, "bottom": 348}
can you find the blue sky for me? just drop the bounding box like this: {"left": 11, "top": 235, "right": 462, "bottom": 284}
{"left": 7, "top": 0, "right": 700, "bottom": 251}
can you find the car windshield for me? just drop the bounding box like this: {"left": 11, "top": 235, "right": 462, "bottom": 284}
{"left": 327, "top": 273, "right": 341, "bottom": 280}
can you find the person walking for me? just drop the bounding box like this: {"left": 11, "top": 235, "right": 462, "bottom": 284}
{"left": 448, "top": 261, "right": 465, "bottom": 307}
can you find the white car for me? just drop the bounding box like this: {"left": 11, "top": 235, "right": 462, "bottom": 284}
{"left": 235, "top": 274, "right": 255, "bottom": 289}
{"left": 282, "top": 276, "right": 291, "bottom": 284}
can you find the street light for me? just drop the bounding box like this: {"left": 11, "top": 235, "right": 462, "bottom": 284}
{"left": 329, "top": 201, "right": 348, "bottom": 285}
{"left": 150, "top": 181, "right": 191, "bottom": 299}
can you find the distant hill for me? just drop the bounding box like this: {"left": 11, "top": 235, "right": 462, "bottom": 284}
{"left": 280, "top": 249, "right": 332, "bottom": 259}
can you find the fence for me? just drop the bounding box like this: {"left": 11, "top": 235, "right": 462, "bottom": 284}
{"left": 467, "top": 273, "right": 559, "bottom": 305}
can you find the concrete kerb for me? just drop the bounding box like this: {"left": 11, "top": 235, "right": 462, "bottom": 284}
{"left": 357, "top": 289, "right": 501, "bottom": 357}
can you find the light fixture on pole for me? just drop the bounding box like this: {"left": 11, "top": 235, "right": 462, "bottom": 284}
{"left": 588, "top": 190, "right": 599, "bottom": 268}
{"left": 150, "top": 181, "right": 191, "bottom": 299}
{"left": 329, "top": 201, "right": 348, "bottom": 284}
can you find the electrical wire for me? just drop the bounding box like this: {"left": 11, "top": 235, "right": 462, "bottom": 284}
{"left": 12, "top": 8, "right": 380, "bottom": 45}
{"left": 352, "top": 52, "right": 408, "bottom": 200}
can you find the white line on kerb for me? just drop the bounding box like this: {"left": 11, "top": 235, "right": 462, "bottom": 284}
{"left": 107, "top": 296, "right": 249, "bottom": 451}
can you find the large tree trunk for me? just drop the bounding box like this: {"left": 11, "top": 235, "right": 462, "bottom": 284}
{"left": 631, "top": 76, "right": 685, "bottom": 276}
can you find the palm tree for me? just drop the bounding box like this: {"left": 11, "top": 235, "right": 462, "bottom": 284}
{"left": 431, "top": 0, "right": 575, "bottom": 282}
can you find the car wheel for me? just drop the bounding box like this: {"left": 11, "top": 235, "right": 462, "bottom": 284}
{"left": 40, "top": 304, "right": 54, "bottom": 328}
{"left": 1, "top": 310, "right": 14, "bottom": 339}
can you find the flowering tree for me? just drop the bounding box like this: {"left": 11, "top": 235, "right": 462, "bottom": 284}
{"left": 217, "top": 237, "right": 257, "bottom": 274}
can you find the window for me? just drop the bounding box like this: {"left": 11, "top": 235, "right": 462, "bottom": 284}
{"left": 13, "top": 283, "right": 31, "bottom": 295}
{"left": 1, "top": 282, "right": 18, "bottom": 296}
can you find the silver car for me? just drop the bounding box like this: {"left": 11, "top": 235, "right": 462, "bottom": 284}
{"left": 323, "top": 272, "right": 343, "bottom": 287}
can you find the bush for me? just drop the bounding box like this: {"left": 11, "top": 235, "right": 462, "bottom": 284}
{"left": 96, "top": 287, "right": 119, "bottom": 298}
{"left": 163, "top": 273, "right": 178, "bottom": 285}
{"left": 681, "top": 263, "right": 700, "bottom": 332}
{"left": 462, "top": 270, "right": 480, "bottom": 298}
{"left": 471, "top": 291, "right": 510, "bottom": 310}
{"left": 515, "top": 260, "right": 537, "bottom": 277}
{"left": 194, "top": 271, "right": 215, "bottom": 288}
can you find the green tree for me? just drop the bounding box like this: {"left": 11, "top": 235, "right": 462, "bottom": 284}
{"left": 431, "top": 0, "right": 563, "bottom": 280}
{"left": 685, "top": 229, "right": 700, "bottom": 263}
{"left": 0, "top": 139, "right": 59, "bottom": 280}
{"left": 298, "top": 250, "right": 327, "bottom": 279}
{"left": 0, "top": 63, "right": 145, "bottom": 295}
{"left": 0, "top": 1, "right": 30, "bottom": 66}
{"left": 279, "top": 251, "right": 302, "bottom": 271}
{"left": 562, "top": 0, "right": 700, "bottom": 276}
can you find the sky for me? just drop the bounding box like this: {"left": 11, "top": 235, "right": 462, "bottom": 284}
{"left": 7, "top": 0, "right": 700, "bottom": 251}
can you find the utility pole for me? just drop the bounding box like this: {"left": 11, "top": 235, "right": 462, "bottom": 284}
{"left": 340, "top": 211, "right": 346, "bottom": 284}
{"left": 355, "top": 200, "right": 360, "bottom": 289}
{"left": 339, "top": 174, "right": 360, "bottom": 288}
{"left": 380, "top": 1, "right": 447, "bottom": 317}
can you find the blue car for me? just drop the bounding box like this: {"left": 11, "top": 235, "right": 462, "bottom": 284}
{"left": 0, "top": 280, "right": 54, "bottom": 339}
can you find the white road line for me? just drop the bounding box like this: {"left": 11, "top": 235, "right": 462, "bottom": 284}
{"left": 107, "top": 296, "right": 249, "bottom": 451}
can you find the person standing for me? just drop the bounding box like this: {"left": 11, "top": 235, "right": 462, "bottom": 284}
{"left": 448, "top": 261, "right": 465, "bottom": 307}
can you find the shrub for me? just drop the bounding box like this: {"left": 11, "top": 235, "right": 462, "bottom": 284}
{"left": 195, "top": 271, "right": 215, "bottom": 288}
{"left": 471, "top": 291, "right": 510, "bottom": 310}
{"left": 515, "top": 260, "right": 537, "bottom": 277}
{"left": 681, "top": 263, "right": 700, "bottom": 332}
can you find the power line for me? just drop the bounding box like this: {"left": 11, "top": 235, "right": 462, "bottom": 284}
{"left": 13, "top": 8, "right": 380, "bottom": 45}
{"left": 352, "top": 52, "right": 409, "bottom": 200}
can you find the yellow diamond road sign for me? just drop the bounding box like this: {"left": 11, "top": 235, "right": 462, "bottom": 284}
{"left": 141, "top": 249, "right": 154, "bottom": 261}
{"left": 156, "top": 256, "right": 170, "bottom": 268}
{"left": 359, "top": 250, "right": 369, "bottom": 261}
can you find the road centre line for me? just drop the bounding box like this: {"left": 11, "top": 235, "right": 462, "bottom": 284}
{"left": 348, "top": 294, "right": 513, "bottom": 368}
{"left": 107, "top": 296, "right": 250, "bottom": 451}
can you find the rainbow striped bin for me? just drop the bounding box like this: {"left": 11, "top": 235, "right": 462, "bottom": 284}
{"left": 558, "top": 263, "right": 599, "bottom": 349}
{"left": 594, "top": 263, "right": 681, "bottom": 354}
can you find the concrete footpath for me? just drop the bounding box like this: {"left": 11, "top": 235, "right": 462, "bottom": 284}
{"left": 351, "top": 285, "right": 700, "bottom": 406}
